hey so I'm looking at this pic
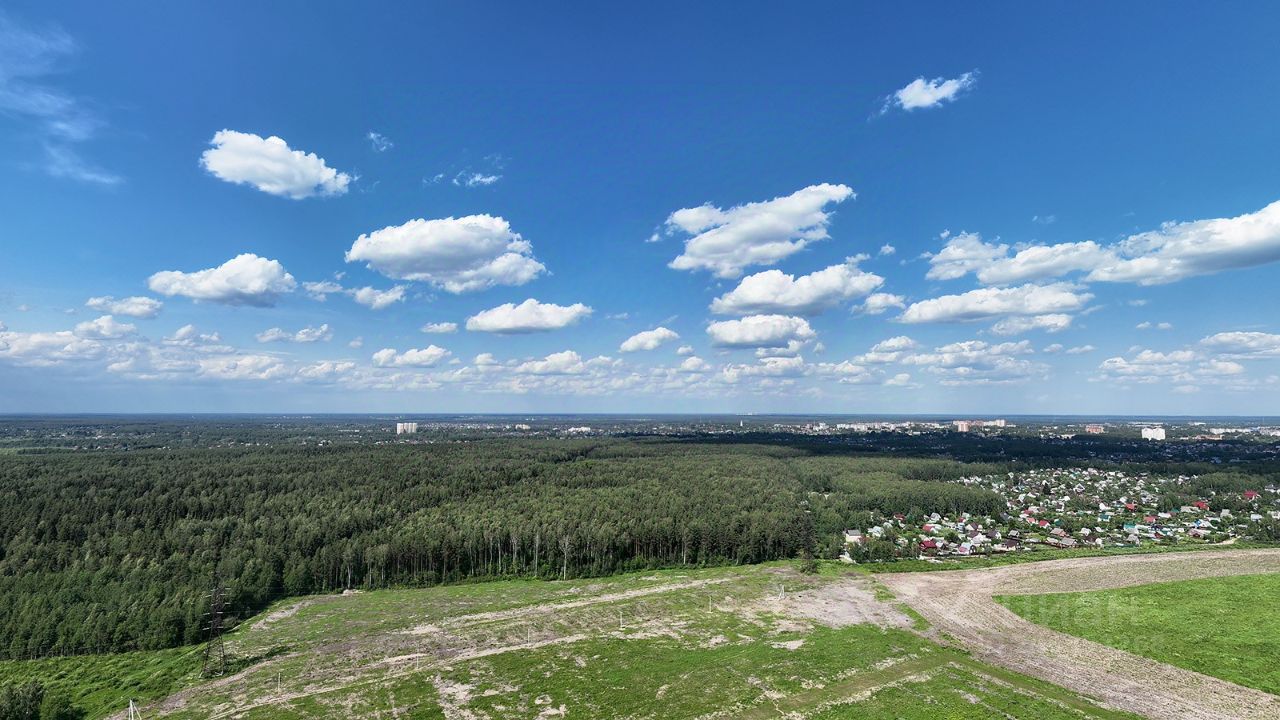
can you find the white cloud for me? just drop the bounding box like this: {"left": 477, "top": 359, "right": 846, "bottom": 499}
{"left": 885, "top": 71, "right": 978, "bottom": 112}
{"left": 421, "top": 322, "right": 459, "bottom": 334}
{"left": 302, "top": 281, "right": 405, "bottom": 310}
{"left": 979, "top": 241, "right": 1112, "bottom": 285}
{"left": 1200, "top": 331, "right": 1280, "bottom": 358}
{"left": 899, "top": 283, "right": 1092, "bottom": 324}
{"left": 0, "top": 326, "right": 102, "bottom": 366}
{"left": 73, "top": 315, "right": 136, "bottom": 340}
{"left": 0, "top": 15, "right": 120, "bottom": 184}
{"left": 348, "top": 336, "right": 364, "bottom": 349}
{"left": 302, "top": 281, "right": 344, "bottom": 300}
{"left": 710, "top": 260, "right": 883, "bottom": 315}
{"left": 465, "top": 299, "right": 593, "bottom": 333}
{"left": 931, "top": 200, "right": 1280, "bottom": 287}
{"left": 198, "top": 354, "right": 290, "bottom": 380}
{"left": 148, "top": 253, "right": 296, "bottom": 307}
{"left": 345, "top": 215, "right": 545, "bottom": 292}
{"left": 678, "top": 356, "right": 710, "bottom": 373}
{"left": 514, "top": 350, "right": 594, "bottom": 375}
{"left": 453, "top": 172, "right": 501, "bottom": 187}
{"left": 901, "top": 339, "right": 1043, "bottom": 386}
{"left": 1087, "top": 200, "right": 1280, "bottom": 284}
{"left": 858, "top": 292, "right": 906, "bottom": 315}
{"left": 1065, "top": 345, "right": 1096, "bottom": 355}
{"left": 620, "top": 327, "right": 680, "bottom": 353}
{"left": 676, "top": 344, "right": 695, "bottom": 356}
{"left": 349, "top": 285, "right": 406, "bottom": 310}
{"left": 256, "top": 324, "right": 332, "bottom": 343}
{"left": 990, "top": 314, "right": 1074, "bottom": 335}
{"left": 878, "top": 244, "right": 896, "bottom": 256}
{"left": 926, "top": 232, "right": 1008, "bottom": 280}
{"left": 857, "top": 335, "right": 918, "bottom": 364}
{"left": 666, "top": 183, "right": 855, "bottom": 278}
{"left": 367, "top": 131, "right": 393, "bottom": 152}
{"left": 200, "top": 130, "right": 350, "bottom": 199}
{"left": 85, "top": 296, "right": 162, "bottom": 318}
{"left": 372, "top": 345, "right": 451, "bottom": 368}
{"left": 706, "top": 314, "right": 816, "bottom": 349}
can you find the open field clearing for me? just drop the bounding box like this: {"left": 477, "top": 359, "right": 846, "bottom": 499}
{"left": 0, "top": 562, "right": 1129, "bottom": 719}
{"left": 998, "top": 573, "right": 1280, "bottom": 696}
{"left": 881, "top": 549, "right": 1280, "bottom": 720}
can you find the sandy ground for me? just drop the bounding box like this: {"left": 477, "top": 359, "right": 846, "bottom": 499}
{"left": 880, "top": 549, "right": 1280, "bottom": 720}
{"left": 736, "top": 574, "right": 911, "bottom": 629}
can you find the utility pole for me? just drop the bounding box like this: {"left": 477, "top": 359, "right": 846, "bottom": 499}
{"left": 201, "top": 578, "right": 228, "bottom": 677}
{"left": 127, "top": 699, "right": 143, "bottom": 719}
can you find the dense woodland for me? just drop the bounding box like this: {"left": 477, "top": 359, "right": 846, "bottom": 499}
{"left": 2, "top": 420, "right": 1278, "bottom": 662}
{"left": 0, "top": 437, "right": 1009, "bottom": 659}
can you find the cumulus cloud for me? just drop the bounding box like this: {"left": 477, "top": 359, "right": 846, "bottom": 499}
{"left": 1088, "top": 200, "right": 1280, "bottom": 284}
{"left": 929, "top": 200, "right": 1280, "bottom": 287}
{"left": 513, "top": 350, "right": 599, "bottom": 375}
{"left": 1200, "top": 331, "right": 1280, "bottom": 358}
{"left": 710, "top": 259, "right": 883, "bottom": 315}
{"left": 990, "top": 313, "right": 1074, "bottom": 335}
{"left": 148, "top": 254, "right": 296, "bottom": 306}
{"left": 0, "top": 326, "right": 102, "bottom": 366}
{"left": 620, "top": 327, "right": 680, "bottom": 353}
{"left": 73, "top": 315, "right": 136, "bottom": 339}
{"left": 706, "top": 314, "right": 816, "bottom": 348}
{"left": 926, "top": 232, "right": 1008, "bottom": 281}
{"left": 979, "top": 241, "right": 1112, "bottom": 285}
{"left": 857, "top": 336, "right": 918, "bottom": 364}
{"left": 302, "top": 280, "right": 404, "bottom": 309}
{"left": 900, "top": 339, "right": 1043, "bottom": 386}
{"left": 256, "top": 324, "right": 332, "bottom": 343}
{"left": 200, "top": 130, "right": 351, "bottom": 199}
{"left": 85, "top": 296, "right": 162, "bottom": 318}
{"left": 349, "top": 285, "right": 406, "bottom": 310}
{"left": 421, "top": 322, "right": 459, "bottom": 334}
{"left": 198, "top": 354, "right": 290, "bottom": 380}
{"left": 884, "top": 71, "right": 978, "bottom": 112}
{"left": 372, "top": 345, "right": 451, "bottom": 368}
{"left": 666, "top": 184, "right": 855, "bottom": 278}
{"left": 465, "top": 299, "right": 592, "bottom": 333}
{"left": 858, "top": 292, "right": 906, "bottom": 315}
{"left": 679, "top": 356, "right": 711, "bottom": 373}
{"left": 899, "top": 283, "right": 1092, "bottom": 324}
{"left": 676, "top": 344, "right": 695, "bottom": 356}
{"left": 345, "top": 215, "right": 545, "bottom": 292}
{"left": 1065, "top": 345, "right": 1096, "bottom": 355}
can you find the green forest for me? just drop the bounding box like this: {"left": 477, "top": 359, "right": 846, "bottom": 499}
{"left": 0, "top": 438, "right": 1005, "bottom": 660}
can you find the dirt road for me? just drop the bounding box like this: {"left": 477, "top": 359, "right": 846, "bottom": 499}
{"left": 880, "top": 549, "right": 1280, "bottom": 720}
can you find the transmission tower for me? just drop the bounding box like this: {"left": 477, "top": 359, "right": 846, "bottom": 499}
{"left": 201, "top": 580, "right": 228, "bottom": 677}
{"left": 127, "top": 699, "right": 143, "bottom": 719}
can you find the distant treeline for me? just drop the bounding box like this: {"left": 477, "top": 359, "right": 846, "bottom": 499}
{"left": 0, "top": 438, "right": 1008, "bottom": 659}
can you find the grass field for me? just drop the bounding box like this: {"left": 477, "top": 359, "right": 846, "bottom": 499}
{"left": 998, "top": 572, "right": 1280, "bottom": 696}
{"left": 0, "top": 562, "right": 1142, "bottom": 719}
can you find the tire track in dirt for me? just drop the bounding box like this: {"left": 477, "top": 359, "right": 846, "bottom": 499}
{"left": 880, "top": 549, "right": 1280, "bottom": 720}
{"left": 131, "top": 576, "right": 733, "bottom": 718}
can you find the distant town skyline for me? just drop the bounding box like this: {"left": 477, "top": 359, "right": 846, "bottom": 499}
{"left": 3, "top": 3, "right": 1280, "bottom": 414}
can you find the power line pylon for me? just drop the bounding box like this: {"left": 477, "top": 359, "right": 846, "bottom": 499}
{"left": 201, "top": 580, "right": 228, "bottom": 677}
{"left": 127, "top": 699, "right": 143, "bottom": 719}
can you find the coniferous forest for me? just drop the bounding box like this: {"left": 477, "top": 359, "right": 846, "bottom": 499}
{"left": 0, "top": 435, "right": 1006, "bottom": 659}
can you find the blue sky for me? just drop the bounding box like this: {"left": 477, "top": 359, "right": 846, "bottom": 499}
{"left": 2, "top": 2, "right": 1280, "bottom": 414}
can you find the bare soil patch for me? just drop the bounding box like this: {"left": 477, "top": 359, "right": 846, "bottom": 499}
{"left": 880, "top": 549, "right": 1280, "bottom": 720}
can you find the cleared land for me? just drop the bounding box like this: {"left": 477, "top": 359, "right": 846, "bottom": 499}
{"left": 880, "top": 549, "right": 1280, "bottom": 720}
{"left": 998, "top": 573, "right": 1280, "bottom": 696}
{"left": 1, "top": 562, "right": 1134, "bottom": 719}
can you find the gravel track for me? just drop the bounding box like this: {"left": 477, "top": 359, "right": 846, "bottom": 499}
{"left": 880, "top": 549, "right": 1280, "bottom": 720}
